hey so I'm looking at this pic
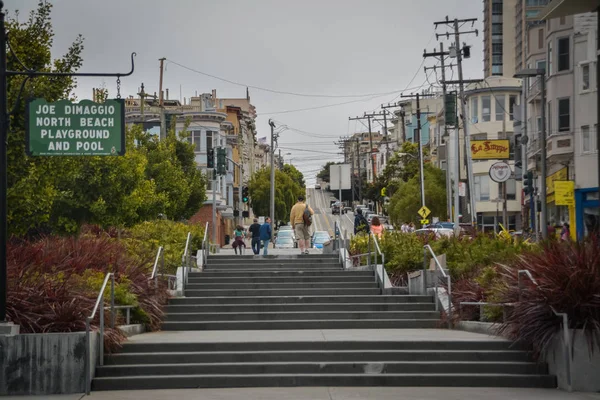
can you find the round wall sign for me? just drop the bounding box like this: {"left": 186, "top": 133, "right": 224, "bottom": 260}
{"left": 489, "top": 161, "right": 511, "bottom": 183}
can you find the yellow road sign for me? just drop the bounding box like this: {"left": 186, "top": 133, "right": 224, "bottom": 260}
{"left": 420, "top": 219, "right": 429, "bottom": 225}
{"left": 417, "top": 205, "right": 431, "bottom": 219}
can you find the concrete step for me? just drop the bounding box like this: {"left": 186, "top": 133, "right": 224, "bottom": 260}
{"left": 165, "top": 303, "right": 437, "bottom": 313}
{"left": 184, "top": 282, "right": 378, "bottom": 289}
{"left": 169, "top": 295, "right": 434, "bottom": 305}
{"left": 208, "top": 256, "right": 339, "bottom": 264}
{"left": 92, "top": 373, "right": 556, "bottom": 390}
{"left": 160, "top": 319, "right": 440, "bottom": 331}
{"left": 183, "top": 288, "right": 382, "bottom": 297}
{"left": 204, "top": 263, "right": 342, "bottom": 269}
{"left": 164, "top": 311, "right": 441, "bottom": 322}
{"left": 191, "top": 270, "right": 373, "bottom": 278}
{"left": 96, "top": 361, "right": 547, "bottom": 377}
{"left": 104, "top": 349, "right": 532, "bottom": 365}
{"left": 195, "top": 268, "right": 347, "bottom": 274}
{"left": 116, "top": 340, "right": 526, "bottom": 353}
{"left": 187, "top": 276, "right": 375, "bottom": 283}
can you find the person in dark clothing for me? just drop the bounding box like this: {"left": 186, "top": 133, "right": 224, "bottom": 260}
{"left": 259, "top": 217, "right": 272, "bottom": 256}
{"left": 354, "top": 208, "right": 370, "bottom": 235}
{"left": 248, "top": 218, "right": 262, "bottom": 255}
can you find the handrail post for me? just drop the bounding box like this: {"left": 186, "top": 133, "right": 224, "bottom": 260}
{"left": 422, "top": 247, "right": 427, "bottom": 295}
{"left": 99, "top": 300, "right": 104, "bottom": 367}
{"left": 381, "top": 253, "right": 385, "bottom": 295}
{"left": 367, "top": 233, "right": 372, "bottom": 270}
{"left": 447, "top": 275, "right": 452, "bottom": 329}
{"left": 561, "top": 312, "right": 572, "bottom": 392}
{"left": 110, "top": 274, "right": 115, "bottom": 329}
{"left": 85, "top": 318, "right": 91, "bottom": 395}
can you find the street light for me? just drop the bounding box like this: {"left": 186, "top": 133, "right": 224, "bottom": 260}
{"left": 514, "top": 68, "right": 547, "bottom": 239}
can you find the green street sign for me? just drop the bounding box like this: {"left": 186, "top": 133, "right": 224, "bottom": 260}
{"left": 26, "top": 98, "right": 125, "bottom": 156}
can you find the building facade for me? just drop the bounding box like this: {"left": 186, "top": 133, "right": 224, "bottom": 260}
{"left": 484, "top": 0, "right": 518, "bottom": 77}
{"left": 465, "top": 76, "right": 523, "bottom": 231}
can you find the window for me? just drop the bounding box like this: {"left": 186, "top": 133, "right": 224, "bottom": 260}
{"left": 509, "top": 95, "right": 517, "bottom": 121}
{"left": 206, "top": 131, "right": 214, "bottom": 153}
{"left": 492, "top": 54, "right": 503, "bottom": 64}
{"left": 492, "top": 65, "right": 503, "bottom": 75}
{"left": 547, "top": 40, "right": 553, "bottom": 75}
{"left": 498, "top": 132, "right": 515, "bottom": 159}
{"left": 475, "top": 175, "right": 490, "bottom": 201}
{"left": 558, "top": 98, "right": 570, "bottom": 132}
{"left": 472, "top": 133, "right": 488, "bottom": 141}
{"left": 190, "top": 131, "right": 201, "bottom": 152}
{"left": 547, "top": 100, "right": 552, "bottom": 134}
{"left": 537, "top": 116, "right": 542, "bottom": 133}
{"left": 536, "top": 59, "right": 546, "bottom": 72}
{"left": 470, "top": 97, "right": 478, "bottom": 123}
{"left": 492, "top": 43, "right": 503, "bottom": 54}
{"left": 559, "top": 16, "right": 566, "bottom": 25}
{"left": 482, "top": 96, "right": 491, "bottom": 122}
{"left": 492, "top": 24, "right": 503, "bottom": 35}
{"left": 582, "top": 64, "right": 590, "bottom": 91}
{"left": 557, "top": 37, "right": 570, "bottom": 71}
{"left": 495, "top": 95, "right": 505, "bottom": 121}
{"left": 582, "top": 125, "right": 592, "bottom": 153}
{"left": 492, "top": 2, "right": 502, "bottom": 14}
{"left": 503, "top": 179, "right": 517, "bottom": 201}
{"left": 538, "top": 28, "right": 544, "bottom": 49}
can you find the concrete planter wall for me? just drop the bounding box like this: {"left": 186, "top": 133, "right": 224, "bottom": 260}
{"left": 0, "top": 331, "right": 99, "bottom": 396}
{"left": 545, "top": 330, "right": 600, "bottom": 392}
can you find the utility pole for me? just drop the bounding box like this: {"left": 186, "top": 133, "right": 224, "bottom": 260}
{"left": 158, "top": 57, "right": 166, "bottom": 107}
{"left": 434, "top": 16, "right": 479, "bottom": 228}
{"left": 382, "top": 102, "right": 406, "bottom": 147}
{"left": 423, "top": 42, "right": 455, "bottom": 225}
{"left": 349, "top": 114, "right": 376, "bottom": 183}
{"left": 355, "top": 138, "right": 362, "bottom": 202}
{"left": 268, "top": 119, "right": 276, "bottom": 235}
{"left": 400, "top": 94, "right": 428, "bottom": 214}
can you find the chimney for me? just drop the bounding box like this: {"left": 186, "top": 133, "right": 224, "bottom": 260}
{"left": 212, "top": 89, "right": 217, "bottom": 107}
{"left": 166, "top": 88, "right": 169, "bottom": 100}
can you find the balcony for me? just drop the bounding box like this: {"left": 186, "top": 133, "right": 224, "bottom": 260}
{"left": 546, "top": 133, "right": 574, "bottom": 160}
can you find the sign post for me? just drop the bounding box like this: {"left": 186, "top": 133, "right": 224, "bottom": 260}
{"left": 489, "top": 161, "right": 511, "bottom": 231}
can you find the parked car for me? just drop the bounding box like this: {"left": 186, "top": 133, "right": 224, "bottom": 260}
{"left": 314, "top": 184, "right": 321, "bottom": 189}
{"left": 311, "top": 231, "right": 332, "bottom": 249}
{"left": 367, "top": 214, "right": 381, "bottom": 224}
{"left": 343, "top": 206, "right": 353, "bottom": 213}
{"left": 414, "top": 228, "right": 454, "bottom": 238}
{"left": 274, "top": 236, "right": 296, "bottom": 249}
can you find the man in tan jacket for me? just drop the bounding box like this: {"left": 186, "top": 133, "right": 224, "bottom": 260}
{"left": 289, "top": 195, "right": 314, "bottom": 254}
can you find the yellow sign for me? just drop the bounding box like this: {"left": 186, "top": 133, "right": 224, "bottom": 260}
{"left": 546, "top": 167, "right": 568, "bottom": 195}
{"left": 420, "top": 219, "right": 430, "bottom": 225}
{"left": 470, "top": 140, "right": 510, "bottom": 160}
{"left": 554, "top": 181, "right": 575, "bottom": 206}
{"left": 381, "top": 187, "right": 387, "bottom": 197}
{"left": 417, "top": 205, "right": 431, "bottom": 219}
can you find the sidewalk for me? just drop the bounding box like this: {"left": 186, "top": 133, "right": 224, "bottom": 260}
{"left": 8, "top": 387, "right": 600, "bottom": 400}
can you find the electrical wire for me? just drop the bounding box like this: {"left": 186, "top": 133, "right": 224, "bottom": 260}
{"left": 165, "top": 58, "right": 408, "bottom": 99}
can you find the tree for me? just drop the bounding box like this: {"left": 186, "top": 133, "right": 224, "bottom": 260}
{"left": 388, "top": 165, "right": 447, "bottom": 225}
{"left": 316, "top": 161, "right": 341, "bottom": 183}
{"left": 6, "top": 1, "right": 85, "bottom": 235}
{"left": 282, "top": 164, "right": 305, "bottom": 188}
{"left": 248, "top": 167, "right": 304, "bottom": 223}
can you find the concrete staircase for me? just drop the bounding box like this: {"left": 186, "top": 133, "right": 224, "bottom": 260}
{"left": 92, "top": 253, "right": 556, "bottom": 390}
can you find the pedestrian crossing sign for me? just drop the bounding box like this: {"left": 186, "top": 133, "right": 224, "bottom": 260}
{"left": 417, "top": 206, "right": 431, "bottom": 219}
{"left": 420, "top": 219, "right": 429, "bottom": 225}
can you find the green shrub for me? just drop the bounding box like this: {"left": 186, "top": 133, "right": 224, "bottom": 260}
{"left": 123, "top": 220, "right": 204, "bottom": 274}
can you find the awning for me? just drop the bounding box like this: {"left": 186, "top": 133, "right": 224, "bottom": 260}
{"left": 540, "top": 0, "right": 600, "bottom": 20}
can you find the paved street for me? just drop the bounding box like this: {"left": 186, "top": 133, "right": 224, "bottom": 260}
{"left": 306, "top": 187, "right": 354, "bottom": 238}
{"left": 8, "top": 387, "right": 600, "bottom": 400}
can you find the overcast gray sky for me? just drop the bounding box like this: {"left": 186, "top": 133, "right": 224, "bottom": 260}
{"left": 6, "top": 0, "right": 484, "bottom": 185}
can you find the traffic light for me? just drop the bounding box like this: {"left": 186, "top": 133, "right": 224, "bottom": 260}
{"left": 523, "top": 171, "right": 534, "bottom": 195}
{"left": 444, "top": 93, "right": 457, "bottom": 127}
{"left": 217, "top": 148, "right": 227, "bottom": 175}
{"left": 207, "top": 148, "right": 215, "bottom": 169}
{"left": 242, "top": 186, "right": 249, "bottom": 203}
{"left": 462, "top": 45, "right": 471, "bottom": 59}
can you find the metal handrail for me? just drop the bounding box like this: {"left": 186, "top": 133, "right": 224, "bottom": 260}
{"left": 201, "top": 222, "right": 209, "bottom": 266}
{"left": 370, "top": 233, "right": 385, "bottom": 294}
{"left": 518, "top": 269, "right": 572, "bottom": 392}
{"left": 85, "top": 272, "right": 115, "bottom": 395}
{"left": 182, "top": 232, "right": 192, "bottom": 293}
{"left": 150, "top": 246, "right": 164, "bottom": 283}
{"left": 424, "top": 244, "right": 452, "bottom": 328}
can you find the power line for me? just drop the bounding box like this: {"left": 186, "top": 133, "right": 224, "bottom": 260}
{"left": 166, "top": 58, "right": 407, "bottom": 99}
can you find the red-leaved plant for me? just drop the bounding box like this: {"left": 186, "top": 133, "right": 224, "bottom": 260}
{"left": 7, "top": 233, "right": 170, "bottom": 351}
{"left": 496, "top": 235, "right": 600, "bottom": 357}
